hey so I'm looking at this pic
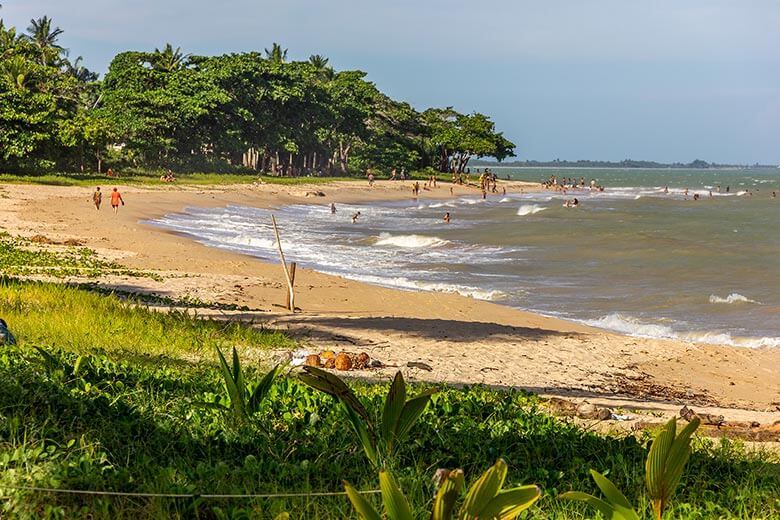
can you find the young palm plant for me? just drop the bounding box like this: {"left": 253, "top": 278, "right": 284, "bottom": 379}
{"left": 299, "top": 367, "right": 435, "bottom": 468}
{"left": 561, "top": 417, "right": 700, "bottom": 519}
{"left": 345, "top": 458, "right": 541, "bottom": 519}
{"left": 211, "top": 346, "right": 280, "bottom": 425}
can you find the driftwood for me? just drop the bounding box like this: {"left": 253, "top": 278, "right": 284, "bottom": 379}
{"left": 271, "top": 215, "right": 296, "bottom": 311}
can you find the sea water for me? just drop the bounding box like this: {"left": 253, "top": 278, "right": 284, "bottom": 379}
{"left": 150, "top": 168, "right": 780, "bottom": 348}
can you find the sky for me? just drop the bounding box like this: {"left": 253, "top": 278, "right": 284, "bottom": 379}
{"left": 3, "top": 1, "right": 779, "bottom": 164}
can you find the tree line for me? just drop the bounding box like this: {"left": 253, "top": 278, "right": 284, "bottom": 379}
{"left": 0, "top": 15, "right": 515, "bottom": 175}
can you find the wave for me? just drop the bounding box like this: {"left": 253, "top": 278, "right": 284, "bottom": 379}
{"left": 709, "top": 293, "right": 760, "bottom": 305}
{"left": 583, "top": 313, "right": 779, "bottom": 348}
{"left": 583, "top": 313, "right": 677, "bottom": 339}
{"left": 346, "top": 273, "right": 506, "bottom": 301}
{"left": 428, "top": 202, "right": 456, "bottom": 208}
{"left": 516, "top": 204, "right": 547, "bottom": 216}
{"left": 374, "top": 233, "right": 449, "bottom": 249}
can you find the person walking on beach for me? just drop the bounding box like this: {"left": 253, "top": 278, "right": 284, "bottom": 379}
{"left": 92, "top": 187, "right": 102, "bottom": 210}
{"left": 110, "top": 187, "right": 124, "bottom": 214}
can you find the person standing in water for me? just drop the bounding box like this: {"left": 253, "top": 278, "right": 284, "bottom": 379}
{"left": 330, "top": 202, "right": 336, "bottom": 214}
{"left": 351, "top": 211, "right": 361, "bottom": 223}
{"left": 443, "top": 212, "right": 451, "bottom": 223}
{"left": 110, "top": 188, "right": 124, "bottom": 214}
{"left": 92, "top": 187, "right": 102, "bottom": 210}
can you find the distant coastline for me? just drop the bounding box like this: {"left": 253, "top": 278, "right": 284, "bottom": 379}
{"left": 471, "top": 159, "right": 778, "bottom": 169}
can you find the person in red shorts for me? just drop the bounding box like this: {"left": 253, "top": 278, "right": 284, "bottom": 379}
{"left": 110, "top": 188, "right": 124, "bottom": 214}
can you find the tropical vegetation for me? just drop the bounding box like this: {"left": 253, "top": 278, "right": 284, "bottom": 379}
{"left": 0, "top": 15, "right": 514, "bottom": 176}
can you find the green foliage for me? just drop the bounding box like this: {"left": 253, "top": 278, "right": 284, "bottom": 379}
{"left": 0, "top": 270, "right": 776, "bottom": 518}
{"left": 344, "top": 459, "right": 541, "bottom": 520}
{"left": 645, "top": 417, "right": 701, "bottom": 520}
{"left": 209, "top": 346, "right": 280, "bottom": 425}
{"left": 560, "top": 417, "right": 701, "bottom": 520}
{"left": 299, "top": 367, "right": 435, "bottom": 468}
{"left": 0, "top": 17, "right": 514, "bottom": 175}
{"left": 0, "top": 233, "right": 158, "bottom": 279}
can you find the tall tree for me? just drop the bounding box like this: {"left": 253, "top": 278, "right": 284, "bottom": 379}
{"left": 25, "top": 16, "right": 63, "bottom": 66}
{"left": 264, "top": 43, "right": 287, "bottom": 63}
{"left": 152, "top": 43, "right": 188, "bottom": 72}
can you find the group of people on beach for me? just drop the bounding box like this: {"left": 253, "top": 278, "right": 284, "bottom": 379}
{"left": 160, "top": 169, "right": 177, "bottom": 182}
{"left": 92, "top": 187, "right": 124, "bottom": 214}
{"left": 543, "top": 175, "right": 604, "bottom": 193}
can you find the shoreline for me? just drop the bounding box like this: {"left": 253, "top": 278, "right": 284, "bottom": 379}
{"left": 1, "top": 179, "right": 779, "bottom": 428}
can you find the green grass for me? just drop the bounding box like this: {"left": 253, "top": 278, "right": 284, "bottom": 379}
{"left": 0, "top": 233, "right": 159, "bottom": 281}
{"left": 0, "top": 277, "right": 778, "bottom": 519}
{"left": 0, "top": 171, "right": 362, "bottom": 187}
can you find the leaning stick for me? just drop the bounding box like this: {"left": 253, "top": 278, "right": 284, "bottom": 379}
{"left": 271, "top": 215, "right": 295, "bottom": 311}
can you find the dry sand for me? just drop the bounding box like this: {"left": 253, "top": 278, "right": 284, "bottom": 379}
{"left": 1, "top": 179, "right": 778, "bottom": 432}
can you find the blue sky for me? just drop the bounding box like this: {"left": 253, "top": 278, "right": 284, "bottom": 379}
{"left": 3, "top": 1, "right": 779, "bottom": 163}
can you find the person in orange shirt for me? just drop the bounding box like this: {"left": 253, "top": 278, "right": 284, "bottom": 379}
{"left": 110, "top": 188, "right": 124, "bottom": 214}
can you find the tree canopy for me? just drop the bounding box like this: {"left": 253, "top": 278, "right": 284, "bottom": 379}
{"left": 0, "top": 15, "right": 515, "bottom": 175}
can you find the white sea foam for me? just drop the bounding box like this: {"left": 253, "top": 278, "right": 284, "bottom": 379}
{"left": 375, "top": 233, "right": 449, "bottom": 249}
{"left": 583, "top": 313, "right": 677, "bottom": 339}
{"left": 709, "top": 293, "right": 760, "bottom": 305}
{"left": 516, "top": 204, "right": 547, "bottom": 216}
{"left": 583, "top": 313, "right": 779, "bottom": 348}
{"left": 346, "top": 273, "right": 506, "bottom": 301}
{"left": 499, "top": 197, "right": 512, "bottom": 203}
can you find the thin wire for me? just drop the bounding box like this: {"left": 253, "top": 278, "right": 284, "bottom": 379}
{"left": 0, "top": 485, "right": 381, "bottom": 500}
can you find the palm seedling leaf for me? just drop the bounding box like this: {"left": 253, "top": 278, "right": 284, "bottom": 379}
{"left": 459, "top": 458, "right": 508, "bottom": 519}
{"left": 344, "top": 481, "right": 382, "bottom": 520}
{"left": 379, "top": 470, "right": 413, "bottom": 520}
{"left": 393, "top": 389, "right": 436, "bottom": 449}
{"left": 560, "top": 470, "right": 640, "bottom": 520}
{"left": 216, "top": 346, "right": 246, "bottom": 421}
{"left": 645, "top": 417, "right": 700, "bottom": 519}
{"left": 559, "top": 491, "right": 616, "bottom": 519}
{"left": 380, "top": 371, "right": 407, "bottom": 446}
{"left": 299, "top": 366, "right": 372, "bottom": 424}
{"left": 343, "top": 403, "right": 379, "bottom": 466}
{"left": 478, "top": 485, "right": 542, "bottom": 519}
{"left": 591, "top": 469, "right": 635, "bottom": 513}
{"left": 431, "top": 469, "right": 465, "bottom": 520}
{"left": 248, "top": 363, "right": 279, "bottom": 414}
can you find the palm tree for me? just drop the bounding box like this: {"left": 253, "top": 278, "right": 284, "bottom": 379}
{"left": 151, "top": 43, "right": 188, "bottom": 72}
{"left": 264, "top": 43, "right": 287, "bottom": 63}
{"left": 308, "top": 54, "right": 334, "bottom": 80}
{"left": 67, "top": 55, "right": 98, "bottom": 82}
{"left": 25, "top": 16, "right": 63, "bottom": 66}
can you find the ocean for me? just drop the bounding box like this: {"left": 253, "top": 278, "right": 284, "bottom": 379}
{"left": 151, "top": 167, "right": 780, "bottom": 348}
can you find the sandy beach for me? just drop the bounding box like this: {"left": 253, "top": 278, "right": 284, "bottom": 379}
{"left": 1, "top": 179, "right": 779, "bottom": 431}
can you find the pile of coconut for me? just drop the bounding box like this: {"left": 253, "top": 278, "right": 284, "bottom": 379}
{"left": 299, "top": 350, "right": 376, "bottom": 371}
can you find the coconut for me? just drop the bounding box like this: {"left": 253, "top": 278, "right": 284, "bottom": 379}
{"left": 334, "top": 352, "right": 352, "bottom": 371}
{"left": 354, "top": 352, "right": 370, "bottom": 369}
{"left": 323, "top": 357, "right": 335, "bottom": 369}
{"left": 304, "top": 354, "right": 322, "bottom": 367}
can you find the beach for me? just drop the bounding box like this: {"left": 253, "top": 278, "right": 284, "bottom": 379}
{"left": 1, "top": 179, "right": 779, "bottom": 428}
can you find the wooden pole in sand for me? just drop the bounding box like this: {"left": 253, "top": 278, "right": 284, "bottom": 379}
{"left": 285, "top": 262, "right": 297, "bottom": 310}
{"left": 271, "top": 215, "right": 295, "bottom": 311}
